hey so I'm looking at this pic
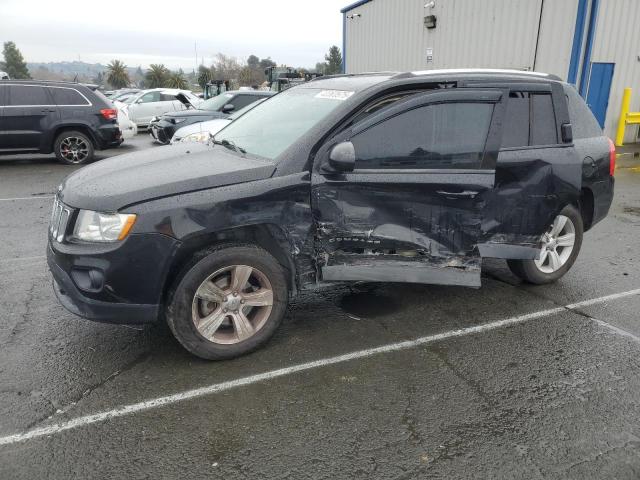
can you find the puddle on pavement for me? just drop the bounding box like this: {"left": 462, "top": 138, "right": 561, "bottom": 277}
{"left": 339, "top": 290, "right": 400, "bottom": 318}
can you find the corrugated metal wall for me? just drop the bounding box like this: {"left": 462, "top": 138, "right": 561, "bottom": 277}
{"left": 344, "top": 0, "right": 638, "bottom": 139}
{"left": 590, "top": 0, "right": 640, "bottom": 141}
{"left": 344, "top": 0, "right": 576, "bottom": 75}
{"left": 534, "top": 0, "right": 579, "bottom": 79}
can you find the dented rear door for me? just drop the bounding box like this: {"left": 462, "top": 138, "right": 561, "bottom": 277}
{"left": 312, "top": 89, "right": 506, "bottom": 287}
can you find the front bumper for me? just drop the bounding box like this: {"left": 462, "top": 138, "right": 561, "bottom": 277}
{"left": 149, "top": 121, "right": 176, "bottom": 145}
{"left": 49, "top": 250, "right": 159, "bottom": 324}
{"left": 47, "top": 233, "right": 179, "bottom": 325}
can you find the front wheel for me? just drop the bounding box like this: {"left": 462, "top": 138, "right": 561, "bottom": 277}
{"left": 507, "top": 205, "right": 583, "bottom": 284}
{"left": 166, "top": 245, "right": 288, "bottom": 360}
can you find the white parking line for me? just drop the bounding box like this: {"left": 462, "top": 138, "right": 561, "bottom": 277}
{"left": 0, "top": 255, "right": 46, "bottom": 264}
{"left": 0, "top": 287, "right": 638, "bottom": 447}
{"left": 0, "top": 195, "right": 54, "bottom": 202}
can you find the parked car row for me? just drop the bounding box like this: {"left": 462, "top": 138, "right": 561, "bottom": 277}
{"left": 150, "top": 90, "right": 274, "bottom": 144}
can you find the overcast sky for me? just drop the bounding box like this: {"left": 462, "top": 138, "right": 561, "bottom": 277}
{"left": 1, "top": 0, "right": 347, "bottom": 69}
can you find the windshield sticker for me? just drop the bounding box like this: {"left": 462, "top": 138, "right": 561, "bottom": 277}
{"left": 315, "top": 90, "right": 355, "bottom": 101}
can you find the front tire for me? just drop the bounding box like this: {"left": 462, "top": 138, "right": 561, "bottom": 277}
{"left": 54, "top": 130, "right": 95, "bottom": 165}
{"left": 166, "top": 245, "right": 288, "bottom": 360}
{"left": 507, "top": 205, "right": 583, "bottom": 284}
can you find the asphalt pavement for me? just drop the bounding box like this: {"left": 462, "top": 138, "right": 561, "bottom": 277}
{"left": 0, "top": 135, "right": 639, "bottom": 479}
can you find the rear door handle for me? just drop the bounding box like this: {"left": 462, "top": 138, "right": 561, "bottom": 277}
{"left": 40, "top": 109, "right": 56, "bottom": 113}
{"left": 436, "top": 190, "right": 479, "bottom": 198}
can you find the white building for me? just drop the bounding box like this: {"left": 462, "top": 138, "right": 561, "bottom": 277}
{"left": 341, "top": 0, "right": 640, "bottom": 141}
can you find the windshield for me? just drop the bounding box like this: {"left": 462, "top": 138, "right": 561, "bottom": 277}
{"left": 199, "top": 93, "right": 234, "bottom": 111}
{"left": 214, "top": 88, "right": 350, "bottom": 160}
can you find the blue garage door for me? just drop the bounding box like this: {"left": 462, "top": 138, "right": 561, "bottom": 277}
{"left": 586, "top": 62, "right": 615, "bottom": 128}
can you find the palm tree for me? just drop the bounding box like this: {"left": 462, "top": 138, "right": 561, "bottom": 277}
{"left": 145, "top": 64, "right": 169, "bottom": 88}
{"left": 167, "top": 70, "right": 188, "bottom": 89}
{"left": 106, "top": 60, "right": 130, "bottom": 89}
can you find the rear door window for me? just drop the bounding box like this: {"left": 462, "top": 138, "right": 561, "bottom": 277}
{"left": 501, "top": 92, "right": 557, "bottom": 147}
{"left": 160, "top": 93, "right": 177, "bottom": 102}
{"left": 352, "top": 102, "right": 494, "bottom": 170}
{"left": 50, "top": 87, "right": 90, "bottom": 106}
{"left": 7, "top": 85, "right": 50, "bottom": 106}
{"left": 139, "top": 91, "right": 161, "bottom": 103}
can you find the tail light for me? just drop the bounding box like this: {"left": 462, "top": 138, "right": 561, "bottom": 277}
{"left": 608, "top": 138, "right": 616, "bottom": 176}
{"left": 100, "top": 108, "right": 118, "bottom": 121}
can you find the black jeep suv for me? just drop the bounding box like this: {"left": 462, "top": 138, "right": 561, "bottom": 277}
{"left": 48, "top": 70, "right": 614, "bottom": 359}
{"left": 0, "top": 80, "right": 122, "bottom": 164}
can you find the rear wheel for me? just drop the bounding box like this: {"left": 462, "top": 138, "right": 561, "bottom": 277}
{"left": 507, "top": 205, "right": 583, "bottom": 284}
{"left": 54, "top": 130, "right": 95, "bottom": 165}
{"left": 166, "top": 245, "right": 288, "bottom": 360}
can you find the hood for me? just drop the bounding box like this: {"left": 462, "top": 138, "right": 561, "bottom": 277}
{"left": 59, "top": 144, "right": 275, "bottom": 212}
{"left": 175, "top": 92, "right": 197, "bottom": 109}
{"left": 173, "top": 118, "right": 232, "bottom": 140}
{"left": 164, "top": 109, "right": 229, "bottom": 120}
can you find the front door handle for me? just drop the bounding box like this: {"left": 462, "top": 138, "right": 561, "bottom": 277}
{"left": 40, "top": 109, "right": 56, "bottom": 113}
{"left": 436, "top": 190, "right": 479, "bottom": 198}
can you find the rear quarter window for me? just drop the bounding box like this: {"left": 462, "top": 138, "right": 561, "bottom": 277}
{"left": 564, "top": 85, "right": 602, "bottom": 139}
{"left": 50, "top": 87, "right": 90, "bottom": 106}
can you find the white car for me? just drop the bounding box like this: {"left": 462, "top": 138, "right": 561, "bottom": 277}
{"left": 170, "top": 99, "right": 268, "bottom": 144}
{"left": 122, "top": 88, "right": 201, "bottom": 128}
{"left": 113, "top": 100, "right": 137, "bottom": 140}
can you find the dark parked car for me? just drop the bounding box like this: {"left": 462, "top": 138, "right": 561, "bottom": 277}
{"left": 148, "top": 90, "right": 274, "bottom": 144}
{"left": 48, "top": 70, "right": 614, "bottom": 359}
{"left": 0, "top": 80, "right": 122, "bottom": 164}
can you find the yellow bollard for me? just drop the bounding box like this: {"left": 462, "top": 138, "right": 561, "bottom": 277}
{"left": 615, "top": 87, "right": 632, "bottom": 147}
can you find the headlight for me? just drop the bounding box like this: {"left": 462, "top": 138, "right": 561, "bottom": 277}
{"left": 72, "top": 210, "right": 137, "bottom": 242}
{"left": 150, "top": 116, "right": 160, "bottom": 123}
{"left": 172, "top": 118, "right": 187, "bottom": 124}
{"left": 180, "top": 132, "right": 211, "bottom": 144}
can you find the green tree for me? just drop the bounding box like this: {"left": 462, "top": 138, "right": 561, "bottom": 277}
{"left": 167, "top": 69, "right": 188, "bottom": 89}
{"left": 145, "top": 64, "right": 169, "bottom": 88}
{"left": 324, "top": 45, "right": 343, "bottom": 75}
{"left": 106, "top": 59, "right": 130, "bottom": 88}
{"left": 2, "top": 41, "right": 31, "bottom": 79}
{"left": 197, "top": 64, "right": 212, "bottom": 89}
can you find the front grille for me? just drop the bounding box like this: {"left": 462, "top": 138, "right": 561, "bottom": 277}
{"left": 50, "top": 197, "right": 72, "bottom": 243}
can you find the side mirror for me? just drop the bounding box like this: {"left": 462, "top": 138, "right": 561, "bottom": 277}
{"left": 222, "top": 103, "right": 235, "bottom": 113}
{"left": 561, "top": 123, "right": 573, "bottom": 143}
{"left": 327, "top": 141, "right": 356, "bottom": 172}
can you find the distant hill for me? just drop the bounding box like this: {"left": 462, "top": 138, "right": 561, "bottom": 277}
{"left": 27, "top": 61, "right": 142, "bottom": 83}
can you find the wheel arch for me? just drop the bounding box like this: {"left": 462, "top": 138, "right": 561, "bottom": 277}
{"left": 51, "top": 124, "right": 98, "bottom": 151}
{"left": 161, "top": 223, "right": 298, "bottom": 307}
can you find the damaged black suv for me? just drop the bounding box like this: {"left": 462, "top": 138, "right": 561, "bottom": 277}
{"left": 48, "top": 70, "right": 615, "bottom": 359}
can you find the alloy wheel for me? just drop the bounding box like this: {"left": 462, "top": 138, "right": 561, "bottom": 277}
{"left": 191, "top": 265, "right": 274, "bottom": 344}
{"left": 534, "top": 214, "right": 576, "bottom": 274}
{"left": 60, "top": 137, "right": 90, "bottom": 163}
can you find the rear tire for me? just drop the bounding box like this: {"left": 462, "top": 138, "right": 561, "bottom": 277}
{"left": 54, "top": 130, "right": 95, "bottom": 165}
{"left": 166, "top": 244, "right": 288, "bottom": 360}
{"left": 507, "top": 204, "right": 583, "bottom": 284}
